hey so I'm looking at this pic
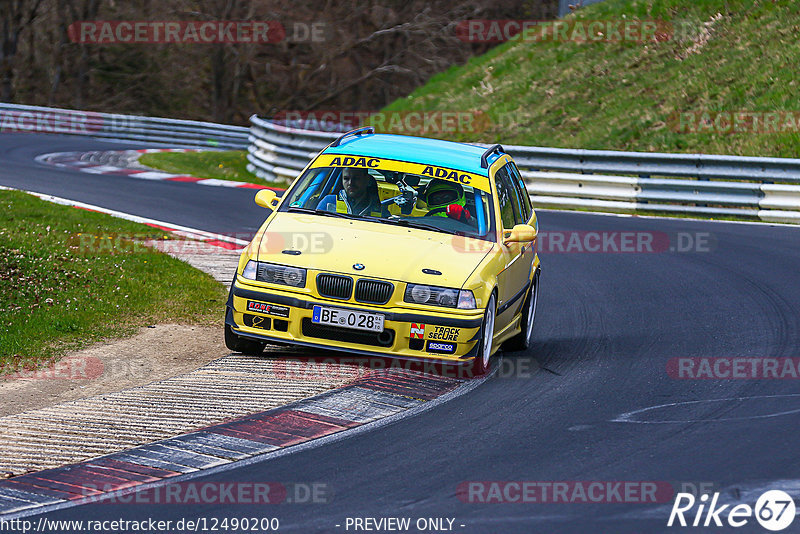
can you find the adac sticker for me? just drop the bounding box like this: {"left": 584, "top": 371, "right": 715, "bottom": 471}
{"left": 420, "top": 165, "right": 472, "bottom": 185}
{"left": 410, "top": 323, "right": 425, "bottom": 339}
{"left": 311, "top": 154, "right": 491, "bottom": 193}
{"left": 328, "top": 156, "right": 381, "bottom": 168}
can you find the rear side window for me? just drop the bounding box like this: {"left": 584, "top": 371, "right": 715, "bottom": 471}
{"left": 507, "top": 163, "right": 532, "bottom": 222}
{"left": 494, "top": 166, "right": 521, "bottom": 228}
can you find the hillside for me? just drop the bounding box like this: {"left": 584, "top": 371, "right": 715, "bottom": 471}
{"left": 382, "top": 0, "right": 800, "bottom": 157}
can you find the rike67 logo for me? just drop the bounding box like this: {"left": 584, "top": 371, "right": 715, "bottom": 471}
{"left": 668, "top": 490, "right": 796, "bottom": 531}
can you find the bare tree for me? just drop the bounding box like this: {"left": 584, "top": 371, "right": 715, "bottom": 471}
{"left": 1, "top": 0, "right": 42, "bottom": 101}
{"left": 6, "top": 0, "right": 558, "bottom": 122}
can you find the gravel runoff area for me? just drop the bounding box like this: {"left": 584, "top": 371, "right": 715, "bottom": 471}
{"left": 0, "top": 237, "right": 365, "bottom": 477}
{"left": 0, "top": 348, "right": 356, "bottom": 476}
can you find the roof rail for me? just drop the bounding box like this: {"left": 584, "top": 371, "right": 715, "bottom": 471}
{"left": 480, "top": 144, "right": 505, "bottom": 168}
{"left": 331, "top": 126, "right": 375, "bottom": 147}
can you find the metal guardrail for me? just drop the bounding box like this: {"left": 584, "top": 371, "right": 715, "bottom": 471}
{"left": 246, "top": 116, "right": 800, "bottom": 224}
{"left": 4, "top": 103, "right": 796, "bottom": 224}
{"left": 246, "top": 116, "right": 333, "bottom": 183}
{"left": 0, "top": 103, "right": 249, "bottom": 149}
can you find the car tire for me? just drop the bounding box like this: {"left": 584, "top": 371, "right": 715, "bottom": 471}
{"left": 471, "top": 293, "right": 496, "bottom": 376}
{"left": 225, "top": 323, "right": 266, "bottom": 355}
{"left": 503, "top": 270, "right": 539, "bottom": 352}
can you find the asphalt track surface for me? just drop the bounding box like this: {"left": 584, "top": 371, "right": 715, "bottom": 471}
{"left": 2, "top": 133, "right": 800, "bottom": 533}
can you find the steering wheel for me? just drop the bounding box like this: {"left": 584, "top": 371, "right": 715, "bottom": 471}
{"left": 423, "top": 207, "right": 447, "bottom": 217}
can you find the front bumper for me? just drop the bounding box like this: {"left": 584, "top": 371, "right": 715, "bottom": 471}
{"left": 226, "top": 277, "right": 484, "bottom": 364}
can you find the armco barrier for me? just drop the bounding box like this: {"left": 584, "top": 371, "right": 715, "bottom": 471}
{"left": 246, "top": 116, "right": 800, "bottom": 224}
{"left": 4, "top": 102, "right": 798, "bottom": 224}
{"left": 246, "top": 116, "right": 333, "bottom": 182}
{"left": 0, "top": 103, "right": 249, "bottom": 149}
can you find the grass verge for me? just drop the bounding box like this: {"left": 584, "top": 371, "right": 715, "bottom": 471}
{"left": 138, "top": 150, "right": 285, "bottom": 187}
{"left": 0, "top": 190, "right": 227, "bottom": 371}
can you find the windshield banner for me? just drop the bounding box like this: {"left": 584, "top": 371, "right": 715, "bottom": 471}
{"left": 310, "top": 154, "right": 492, "bottom": 193}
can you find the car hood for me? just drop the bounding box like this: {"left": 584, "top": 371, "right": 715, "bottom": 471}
{"left": 255, "top": 212, "right": 494, "bottom": 287}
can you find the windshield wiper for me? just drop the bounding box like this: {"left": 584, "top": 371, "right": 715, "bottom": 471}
{"left": 287, "top": 206, "right": 358, "bottom": 219}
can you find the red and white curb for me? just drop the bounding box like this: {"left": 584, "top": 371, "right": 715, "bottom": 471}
{"left": 0, "top": 185, "right": 249, "bottom": 251}
{"left": 35, "top": 149, "right": 280, "bottom": 191}
{"left": 0, "top": 366, "right": 493, "bottom": 517}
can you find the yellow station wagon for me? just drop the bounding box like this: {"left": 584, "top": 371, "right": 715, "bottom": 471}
{"left": 225, "top": 127, "right": 540, "bottom": 373}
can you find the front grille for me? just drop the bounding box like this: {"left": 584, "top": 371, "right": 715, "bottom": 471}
{"left": 302, "top": 318, "right": 395, "bottom": 347}
{"left": 316, "top": 274, "right": 353, "bottom": 300}
{"left": 355, "top": 279, "right": 394, "bottom": 304}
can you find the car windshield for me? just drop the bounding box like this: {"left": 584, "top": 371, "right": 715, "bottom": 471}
{"left": 281, "top": 164, "right": 496, "bottom": 240}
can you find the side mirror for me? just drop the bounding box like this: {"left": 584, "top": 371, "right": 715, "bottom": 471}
{"left": 254, "top": 189, "right": 280, "bottom": 209}
{"left": 503, "top": 224, "right": 537, "bottom": 245}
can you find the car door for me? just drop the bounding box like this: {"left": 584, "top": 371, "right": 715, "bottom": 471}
{"left": 493, "top": 165, "right": 530, "bottom": 331}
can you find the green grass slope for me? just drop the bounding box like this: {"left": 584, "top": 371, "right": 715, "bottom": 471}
{"left": 0, "top": 190, "right": 226, "bottom": 368}
{"left": 383, "top": 0, "right": 800, "bottom": 157}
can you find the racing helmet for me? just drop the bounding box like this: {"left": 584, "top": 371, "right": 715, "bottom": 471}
{"left": 421, "top": 179, "right": 465, "bottom": 211}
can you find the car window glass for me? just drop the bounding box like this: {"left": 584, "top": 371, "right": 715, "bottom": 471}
{"left": 494, "top": 166, "right": 519, "bottom": 228}
{"left": 503, "top": 165, "right": 526, "bottom": 225}
{"left": 507, "top": 163, "right": 532, "bottom": 221}
{"left": 283, "top": 165, "right": 497, "bottom": 241}
{"left": 505, "top": 164, "right": 530, "bottom": 222}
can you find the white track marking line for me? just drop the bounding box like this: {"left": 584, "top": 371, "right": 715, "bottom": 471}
{"left": 0, "top": 185, "right": 249, "bottom": 247}
{"left": 195, "top": 178, "right": 247, "bottom": 187}
{"left": 128, "top": 171, "right": 180, "bottom": 179}
{"left": 537, "top": 207, "right": 800, "bottom": 228}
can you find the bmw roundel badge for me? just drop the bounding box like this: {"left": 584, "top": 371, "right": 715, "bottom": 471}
{"left": 353, "top": 263, "right": 365, "bottom": 270}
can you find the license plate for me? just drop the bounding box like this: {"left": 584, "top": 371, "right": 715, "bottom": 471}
{"left": 312, "top": 305, "right": 384, "bottom": 333}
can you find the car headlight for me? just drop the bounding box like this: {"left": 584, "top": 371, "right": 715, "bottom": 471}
{"left": 241, "top": 260, "right": 306, "bottom": 288}
{"left": 457, "top": 290, "right": 477, "bottom": 309}
{"left": 242, "top": 260, "right": 258, "bottom": 280}
{"left": 404, "top": 284, "right": 476, "bottom": 309}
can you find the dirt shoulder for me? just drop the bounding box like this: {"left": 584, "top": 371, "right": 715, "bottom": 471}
{"left": 0, "top": 323, "right": 225, "bottom": 417}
